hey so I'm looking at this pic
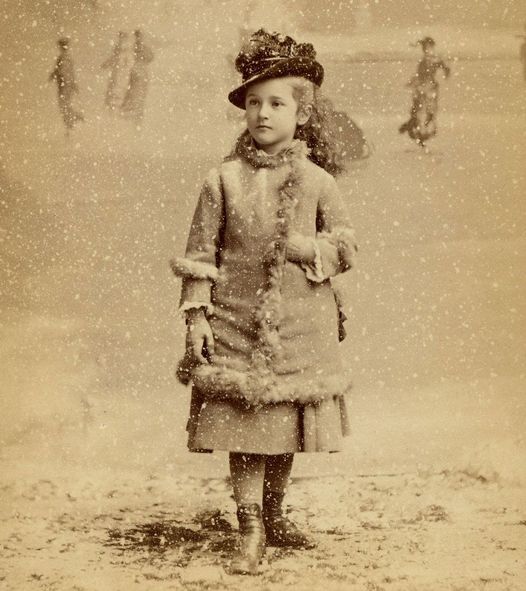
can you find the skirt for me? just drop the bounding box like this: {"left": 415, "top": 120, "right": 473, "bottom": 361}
{"left": 186, "top": 387, "right": 351, "bottom": 454}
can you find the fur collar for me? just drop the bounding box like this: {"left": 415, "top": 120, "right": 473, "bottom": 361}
{"left": 229, "top": 130, "right": 309, "bottom": 169}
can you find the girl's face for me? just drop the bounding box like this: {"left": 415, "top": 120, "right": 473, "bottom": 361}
{"left": 245, "top": 77, "right": 310, "bottom": 155}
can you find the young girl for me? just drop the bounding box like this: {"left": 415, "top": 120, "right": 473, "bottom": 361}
{"left": 171, "top": 29, "right": 357, "bottom": 575}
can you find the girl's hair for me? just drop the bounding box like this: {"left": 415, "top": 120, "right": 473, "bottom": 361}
{"left": 288, "top": 77, "right": 346, "bottom": 176}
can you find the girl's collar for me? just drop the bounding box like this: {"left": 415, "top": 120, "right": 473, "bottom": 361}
{"left": 232, "top": 131, "right": 309, "bottom": 168}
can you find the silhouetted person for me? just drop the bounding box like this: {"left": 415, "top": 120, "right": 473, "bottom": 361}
{"left": 102, "top": 31, "right": 132, "bottom": 111}
{"left": 520, "top": 38, "right": 526, "bottom": 82}
{"left": 48, "top": 38, "right": 84, "bottom": 133}
{"left": 120, "top": 29, "right": 154, "bottom": 124}
{"left": 399, "top": 36, "right": 450, "bottom": 148}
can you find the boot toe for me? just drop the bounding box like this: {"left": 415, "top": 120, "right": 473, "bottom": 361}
{"left": 229, "top": 557, "right": 259, "bottom": 575}
{"left": 266, "top": 529, "right": 317, "bottom": 549}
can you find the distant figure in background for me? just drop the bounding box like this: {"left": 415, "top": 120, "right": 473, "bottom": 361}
{"left": 101, "top": 31, "right": 132, "bottom": 111}
{"left": 48, "top": 38, "right": 84, "bottom": 133}
{"left": 399, "top": 36, "right": 450, "bottom": 149}
{"left": 120, "top": 29, "right": 154, "bottom": 124}
{"left": 519, "top": 35, "right": 526, "bottom": 82}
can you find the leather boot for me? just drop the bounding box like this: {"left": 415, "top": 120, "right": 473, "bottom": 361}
{"left": 229, "top": 503, "right": 266, "bottom": 575}
{"left": 263, "top": 491, "right": 316, "bottom": 549}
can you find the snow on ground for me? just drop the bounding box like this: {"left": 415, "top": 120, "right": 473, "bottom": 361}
{"left": 1, "top": 462, "right": 525, "bottom": 590}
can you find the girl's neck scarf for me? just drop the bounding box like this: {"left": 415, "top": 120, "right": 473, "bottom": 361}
{"left": 228, "top": 130, "right": 309, "bottom": 169}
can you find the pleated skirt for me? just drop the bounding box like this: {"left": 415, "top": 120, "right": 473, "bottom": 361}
{"left": 186, "top": 388, "right": 350, "bottom": 454}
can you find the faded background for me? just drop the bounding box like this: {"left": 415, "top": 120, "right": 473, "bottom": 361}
{"left": 1, "top": 1, "right": 526, "bottom": 589}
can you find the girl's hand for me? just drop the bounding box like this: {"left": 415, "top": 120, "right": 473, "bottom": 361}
{"left": 286, "top": 232, "right": 316, "bottom": 264}
{"left": 185, "top": 308, "right": 215, "bottom": 364}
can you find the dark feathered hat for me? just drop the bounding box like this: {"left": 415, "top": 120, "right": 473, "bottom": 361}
{"left": 228, "top": 29, "right": 324, "bottom": 110}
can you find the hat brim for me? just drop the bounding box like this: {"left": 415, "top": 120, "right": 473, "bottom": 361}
{"left": 228, "top": 57, "right": 324, "bottom": 110}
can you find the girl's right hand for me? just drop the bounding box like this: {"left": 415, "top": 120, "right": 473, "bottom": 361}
{"left": 185, "top": 308, "right": 215, "bottom": 364}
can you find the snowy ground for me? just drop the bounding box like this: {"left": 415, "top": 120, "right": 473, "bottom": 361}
{"left": 1, "top": 22, "right": 526, "bottom": 591}
{"left": 1, "top": 463, "right": 525, "bottom": 591}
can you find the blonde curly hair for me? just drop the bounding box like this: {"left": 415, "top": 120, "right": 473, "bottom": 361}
{"left": 288, "top": 77, "right": 347, "bottom": 177}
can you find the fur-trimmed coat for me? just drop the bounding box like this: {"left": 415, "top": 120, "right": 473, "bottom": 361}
{"left": 171, "top": 138, "right": 357, "bottom": 408}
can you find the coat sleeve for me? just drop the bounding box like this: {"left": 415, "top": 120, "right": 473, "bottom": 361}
{"left": 311, "top": 173, "right": 357, "bottom": 281}
{"left": 170, "top": 168, "right": 224, "bottom": 311}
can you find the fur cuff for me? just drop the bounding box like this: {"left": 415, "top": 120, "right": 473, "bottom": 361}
{"left": 170, "top": 257, "right": 219, "bottom": 281}
{"left": 178, "top": 301, "right": 214, "bottom": 316}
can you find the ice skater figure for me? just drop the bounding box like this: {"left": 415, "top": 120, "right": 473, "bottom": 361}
{"left": 399, "top": 36, "right": 450, "bottom": 148}
{"left": 170, "top": 29, "right": 357, "bottom": 576}
{"left": 519, "top": 36, "right": 526, "bottom": 82}
{"left": 48, "top": 38, "right": 84, "bottom": 134}
{"left": 101, "top": 31, "right": 132, "bottom": 111}
{"left": 120, "top": 29, "right": 154, "bottom": 124}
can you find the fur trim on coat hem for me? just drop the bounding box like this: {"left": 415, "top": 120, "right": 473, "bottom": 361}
{"left": 181, "top": 362, "right": 353, "bottom": 407}
{"left": 170, "top": 257, "right": 219, "bottom": 281}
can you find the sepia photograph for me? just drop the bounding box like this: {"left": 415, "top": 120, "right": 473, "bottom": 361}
{"left": 1, "top": 1, "right": 525, "bottom": 589}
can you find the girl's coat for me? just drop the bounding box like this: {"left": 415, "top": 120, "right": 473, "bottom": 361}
{"left": 172, "top": 137, "right": 356, "bottom": 409}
